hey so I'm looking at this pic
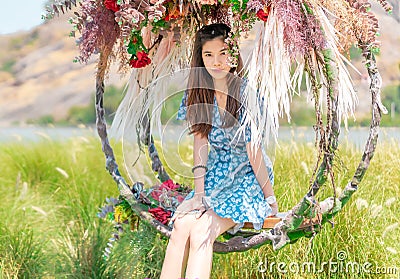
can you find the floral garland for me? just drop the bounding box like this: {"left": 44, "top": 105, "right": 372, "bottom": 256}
{"left": 64, "top": 0, "right": 277, "bottom": 70}
{"left": 97, "top": 179, "right": 191, "bottom": 258}
{"left": 51, "top": 0, "right": 393, "bottom": 73}
{"left": 104, "top": 0, "right": 271, "bottom": 68}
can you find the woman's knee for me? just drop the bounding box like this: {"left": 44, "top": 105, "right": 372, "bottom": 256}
{"left": 170, "top": 215, "right": 195, "bottom": 242}
{"left": 189, "top": 215, "right": 217, "bottom": 250}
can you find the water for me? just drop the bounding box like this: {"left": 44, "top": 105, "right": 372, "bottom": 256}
{"left": 278, "top": 126, "right": 400, "bottom": 150}
{"left": 0, "top": 125, "right": 97, "bottom": 143}
{"left": 0, "top": 125, "right": 399, "bottom": 150}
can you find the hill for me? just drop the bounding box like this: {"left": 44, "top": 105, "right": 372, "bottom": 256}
{"left": 0, "top": 13, "right": 128, "bottom": 126}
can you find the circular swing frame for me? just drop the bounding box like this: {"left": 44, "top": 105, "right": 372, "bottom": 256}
{"left": 94, "top": 44, "right": 386, "bottom": 252}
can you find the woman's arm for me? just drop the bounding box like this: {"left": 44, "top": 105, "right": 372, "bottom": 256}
{"left": 170, "top": 132, "right": 208, "bottom": 222}
{"left": 193, "top": 132, "right": 209, "bottom": 194}
{"left": 246, "top": 142, "right": 278, "bottom": 215}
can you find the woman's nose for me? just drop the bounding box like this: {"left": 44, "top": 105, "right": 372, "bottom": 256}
{"left": 213, "top": 56, "right": 222, "bottom": 67}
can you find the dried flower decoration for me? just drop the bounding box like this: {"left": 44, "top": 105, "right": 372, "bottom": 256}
{"left": 97, "top": 179, "right": 190, "bottom": 258}
{"left": 246, "top": 0, "right": 265, "bottom": 12}
{"left": 45, "top": 0, "right": 394, "bottom": 71}
{"left": 42, "top": 0, "right": 78, "bottom": 20}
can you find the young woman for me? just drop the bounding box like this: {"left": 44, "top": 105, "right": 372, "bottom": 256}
{"left": 160, "top": 23, "right": 278, "bottom": 279}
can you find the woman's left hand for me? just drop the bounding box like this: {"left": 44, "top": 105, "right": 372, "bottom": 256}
{"left": 269, "top": 202, "right": 278, "bottom": 216}
{"left": 170, "top": 193, "right": 206, "bottom": 223}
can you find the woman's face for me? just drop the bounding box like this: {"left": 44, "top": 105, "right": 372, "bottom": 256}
{"left": 201, "top": 38, "right": 231, "bottom": 82}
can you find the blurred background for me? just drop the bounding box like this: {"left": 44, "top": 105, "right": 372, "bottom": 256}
{"left": 0, "top": 1, "right": 399, "bottom": 138}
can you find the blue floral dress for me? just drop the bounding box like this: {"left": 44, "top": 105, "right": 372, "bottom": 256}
{"left": 176, "top": 81, "right": 274, "bottom": 233}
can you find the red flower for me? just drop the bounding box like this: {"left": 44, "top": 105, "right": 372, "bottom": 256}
{"left": 164, "top": 7, "right": 182, "bottom": 21}
{"left": 150, "top": 179, "right": 180, "bottom": 201}
{"left": 129, "top": 51, "right": 152, "bottom": 68}
{"left": 161, "top": 179, "right": 180, "bottom": 190}
{"left": 256, "top": 7, "right": 270, "bottom": 22}
{"left": 164, "top": 12, "right": 180, "bottom": 21}
{"left": 104, "top": 0, "right": 120, "bottom": 12}
{"left": 148, "top": 207, "right": 171, "bottom": 224}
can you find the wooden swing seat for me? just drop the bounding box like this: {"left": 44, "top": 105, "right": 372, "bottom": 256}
{"left": 243, "top": 212, "right": 322, "bottom": 229}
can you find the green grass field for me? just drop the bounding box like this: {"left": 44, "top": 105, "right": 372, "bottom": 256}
{"left": 0, "top": 135, "right": 399, "bottom": 278}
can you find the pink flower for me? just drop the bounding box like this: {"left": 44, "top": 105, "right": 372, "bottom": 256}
{"left": 145, "top": 4, "right": 166, "bottom": 22}
{"left": 150, "top": 190, "right": 162, "bottom": 201}
{"left": 150, "top": 179, "right": 181, "bottom": 201}
{"left": 247, "top": 0, "right": 264, "bottom": 12}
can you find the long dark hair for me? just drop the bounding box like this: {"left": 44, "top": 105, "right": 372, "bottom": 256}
{"left": 186, "top": 23, "right": 244, "bottom": 138}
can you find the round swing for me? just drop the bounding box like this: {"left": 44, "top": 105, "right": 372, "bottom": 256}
{"left": 46, "top": 0, "right": 391, "bottom": 253}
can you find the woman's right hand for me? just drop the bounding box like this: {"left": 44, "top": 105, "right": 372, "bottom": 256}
{"left": 170, "top": 193, "right": 206, "bottom": 223}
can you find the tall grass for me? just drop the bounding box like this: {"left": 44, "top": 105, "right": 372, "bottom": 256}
{"left": 0, "top": 135, "right": 399, "bottom": 278}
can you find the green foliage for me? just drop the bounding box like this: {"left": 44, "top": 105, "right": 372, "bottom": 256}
{"left": 322, "top": 49, "right": 335, "bottom": 82}
{"left": 66, "top": 85, "right": 124, "bottom": 125}
{"left": 9, "top": 31, "right": 39, "bottom": 51}
{"left": 0, "top": 134, "right": 399, "bottom": 278}
{"left": 67, "top": 105, "right": 96, "bottom": 125}
{"left": 0, "top": 138, "right": 119, "bottom": 277}
{"left": 379, "top": 83, "right": 400, "bottom": 127}
{"left": 27, "top": 114, "right": 55, "bottom": 125}
{"left": 0, "top": 59, "right": 16, "bottom": 73}
{"left": 54, "top": 220, "right": 112, "bottom": 277}
{"left": 382, "top": 83, "right": 400, "bottom": 108}
{"left": 102, "top": 223, "right": 167, "bottom": 278}
{"left": 280, "top": 94, "right": 316, "bottom": 126}
{"left": 349, "top": 45, "right": 362, "bottom": 61}
{"left": 160, "top": 89, "right": 185, "bottom": 124}
{"left": 0, "top": 225, "right": 46, "bottom": 278}
{"left": 282, "top": 82, "right": 400, "bottom": 128}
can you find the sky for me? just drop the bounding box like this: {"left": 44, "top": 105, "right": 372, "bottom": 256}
{"left": 0, "top": 0, "right": 46, "bottom": 34}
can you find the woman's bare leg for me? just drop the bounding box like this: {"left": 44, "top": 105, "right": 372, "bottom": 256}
{"left": 160, "top": 214, "right": 196, "bottom": 279}
{"left": 185, "top": 210, "right": 235, "bottom": 279}
{"left": 180, "top": 237, "right": 190, "bottom": 276}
